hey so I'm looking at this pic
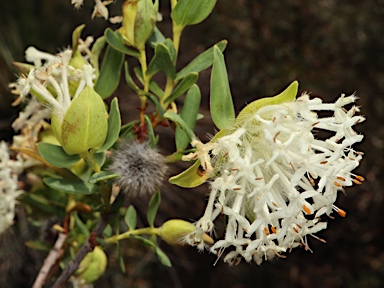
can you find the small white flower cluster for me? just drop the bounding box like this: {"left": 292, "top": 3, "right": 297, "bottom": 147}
{"left": 184, "top": 94, "right": 365, "bottom": 265}
{"left": 13, "top": 48, "right": 95, "bottom": 124}
{"left": 0, "top": 141, "right": 24, "bottom": 235}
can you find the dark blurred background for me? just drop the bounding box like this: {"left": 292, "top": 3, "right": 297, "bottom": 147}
{"left": 1, "top": 1, "right": 383, "bottom": 287}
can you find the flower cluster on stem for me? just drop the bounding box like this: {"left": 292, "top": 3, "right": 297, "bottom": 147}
{"left": 182, "top": 92, "right": 365, "bottom": 265}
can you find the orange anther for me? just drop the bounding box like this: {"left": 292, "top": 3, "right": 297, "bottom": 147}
{"left": 333, "top": 181, "right": 342, "bottom": 187}
{"left": 264, "top": 227, "right": 270, "bottom": 235}
{"left": 293, "top": 227, "right": 299, "bottom": 233}
{"left": 271, "top": 226, "right": 277, "bottom": 234}
{"left": 255, "top": 177, "right": 263, "bottom": 180}
{"left": 352, "top": 179, "right": 362, "bottom": 185}
{"left": 320, "top": 161, "right": 328, "bottom": 164}
{"left": 302, "top": 204, "right": 312, "bottom": 215}
{"left": 355, "top": 175, "right": 365, "bottom": 181}
{"left": 337, "top": 208, "right": 347, "bottom": 217}
{"left": 309, "top": 177, "right": 315, "bottom": 186}
{"left": 337, "top": 176, "right": 346, "bottom": 181}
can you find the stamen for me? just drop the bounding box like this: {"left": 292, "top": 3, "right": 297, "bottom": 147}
{"left": 264, "top": 227, "right": 270, "bottom": 235}
{"left": 302, "top": 204, "right": 312, "bottom": 215}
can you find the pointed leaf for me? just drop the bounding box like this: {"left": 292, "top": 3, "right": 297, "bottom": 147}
{"left": 147, "top": 191, "right": 161, "bottom": 227}
{"left": 91, "top": 36, "right": 107, "bottom": 77}
{"left": 175, "top": 84, "right": 201, "bottom": 151}
{"left": 210, "top": 46, "right": 235, "bottom": 130}
{"left": 104, "top": 28, "right": 140, "bottom": 58}
{"left": 164, "top": 72, "right": 198, "bottom": 104}
{"left": 148, "top": 26, "right": 166, "bottom": 48}
{"left": 124, "top": 61, "right": 140, "bottom": 93}
{"left": 124, "top": 205, "right": 137, "bottom": 230}
{"left": 172, "top": 0, "right": 217, "bottom": 26}
{"left": 37, "top": 143, "right": 81, "bottom": 168}
{"left": 154, "top": 246, "right": 172, "bottom": 267}
{"left": 72, "top": 24, "right": 86, "bottom": 54}
{"left": 43, "top": 177, "right": 96, "bottom": 195}
{"left": 95, "top": 45, "right": 125, "bottom": 99}
{"left": 97, "top": 97, "right": 121, "bottom": 152}
{"left": 144, "top": 115, "right": 157, "bottom": 148}
{"left": 146, "top": 43, "right": 176, "bottom": 79}
{"left": 164, "top": 111, "right": 197, "bottom": 143}
{"left": 89, "top": 171, "right": 120, "bottom": 184}
{"left": 176, "top": 40, "right": 227, "bottom": 81}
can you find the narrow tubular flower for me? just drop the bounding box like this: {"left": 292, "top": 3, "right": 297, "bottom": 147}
{"left": 108, "top": 140, "right": 167, "bottom": 198}
{"left": 183, "top": 91, "right": 365, "bottom": 265}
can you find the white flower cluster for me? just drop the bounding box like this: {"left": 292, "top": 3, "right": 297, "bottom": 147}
{"left": 13, "top": 48, "right": 95, "bottom": 124}
{"left": 0, "top": 141, "right": 24, "bottom": 235}
{"left": 184, "top": 93, "right": 365, "bottom": 265}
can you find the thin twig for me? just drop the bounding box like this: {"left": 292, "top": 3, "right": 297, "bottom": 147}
{"left": 51, "top": 193, "right": 125, "bottom": 288}
{"left": 51, "top": 218, "right": 108, "bottom": 288}
{"left": 32, "top": 233, "right": 68, "bottom": 288}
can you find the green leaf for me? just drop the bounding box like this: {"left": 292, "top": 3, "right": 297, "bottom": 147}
{"left": 176, "top": 40, "right": 227, "bottom": 81}
{"left": 91, "top": 36, "right": 107, "bottom": 78}
{"left": 175, "top": 84, "right": 201, "bottom": 151}
{"left": 164, "top": 111, "right": 197, "bottom": 143}
{"left": 235, "top": 81, "right": 299, "bottom": 126}
{"left": 124, "top": 205, "right": 137, "bottom": 230}
{"left": 94, "top": 45, "right": 125, "bottom": 99}
{"left": 120, "top": 121, "right": 136, "bottom": 140}
{"left": 72, "top": 24, "right": 86, "bottom": 54}
{"left": 25, "top": 240, "right": 52, "bottom": 252}
{"left": 124, "top": 61, "right": 140, "bottom": 93}
{"left": 148, "top": 26, "right": 166, "bottom": 48}
{"left": 163, "top": 39, "right": 176, "bottom": 62}
{"left": 144, "top": 115, "right": 157, "bottom": 148}
{"left": 104, "top": 28, "right": 140, "bottom": 58}
{"left": 37, "top": 142, "right": 81, "bottom": 168}
{"left": 172, "top": 0, "right": 217, "bottom": 26}
{"left": 164, "top": 72, "right": 198, "bottom": 104}
{"left": 147, "top": 191, "right": 161, "bottom": 227}
{"left": 89, "top": 171, "right": 120, "bottom": 184}
{"left": 154, "top": 246, "right": 172, "bottom": 267}
{"left": 93, "top": 152, "right": 106, "bottom": 167}
{"left": 74, "top": 213, "right": 90, "bottom": 236}
{"left": 168, "top": 159, "right": 210, "bottom": 188}
{"left": 97, "top": 97, "right": 121, "bottom": 152}
{"left": 132, "top": 66, "right": 164, "bottom": 98}
{"left": 145, "top": 92, "right": 165, "bottom": 118}
{"left": 43, "top": 177, "right": 96, "bottom": 195}
{"left": 146, "top": 43, "right": 176, "bottom": 79}
{"left": 210, "top": 46, "right": 235, "bottom": 130}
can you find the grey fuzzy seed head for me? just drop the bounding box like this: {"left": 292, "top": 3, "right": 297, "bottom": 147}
{"left": 108, "top": 140, "right": 167, "bottom": 198}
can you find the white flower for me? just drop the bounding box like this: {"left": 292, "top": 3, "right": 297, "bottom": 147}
{"left": 15, "top": 49, "right": 95, "bottom": 124}
{"left": 0, "top": 141, "right": 24, "bottom": 235}
{"left": 184, "top": 91, "right": 365, "bottom": 265}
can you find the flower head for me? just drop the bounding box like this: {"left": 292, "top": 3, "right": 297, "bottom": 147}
{"left": 0, "top": 141, "right": 24, "bottom": 235}
{"left": 108, "top": 140, "right": 167, "bottom": 198}
{"left": 178, "top": 82, "right": 365, "bottom": 265}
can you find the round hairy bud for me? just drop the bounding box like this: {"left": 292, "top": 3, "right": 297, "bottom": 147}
{"left": 108, "top": 140, "right": 167, "bottom": 198}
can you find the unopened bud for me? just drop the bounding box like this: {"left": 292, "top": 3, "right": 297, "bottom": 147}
{"left": 119, "top": 0, "right": 158, "bottom": 50}
{"left": 75, "top": 246, "right": 108, "bottom": 284}
{"left": 158, "top": 219, "right": 214, "bottom": 246}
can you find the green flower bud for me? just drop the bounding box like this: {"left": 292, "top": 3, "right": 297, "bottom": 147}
{"left": 51, "top": 86, "right": 108, "bottom": 155}
{"left": 76, "top": 246, "right": 107, "bottom": 284}
{"left": 119, "top": 0, "right": 158, "bottom": 50}
{"left": 158, "top": 219, "right": 214, "bottom": 246}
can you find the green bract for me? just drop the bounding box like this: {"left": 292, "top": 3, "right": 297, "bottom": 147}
{"left": 51, "top": 86, "right": 108, "bottom": 155}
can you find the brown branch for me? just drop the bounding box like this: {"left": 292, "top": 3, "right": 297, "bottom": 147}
{"left": 32, "top": 233, "right": 68, "bottom": 288}
{"left": 51, "top": 218, "right": 108, "bottom": 288}
{"left": 51, "top": 193, "right": 125, "bottom": 288}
